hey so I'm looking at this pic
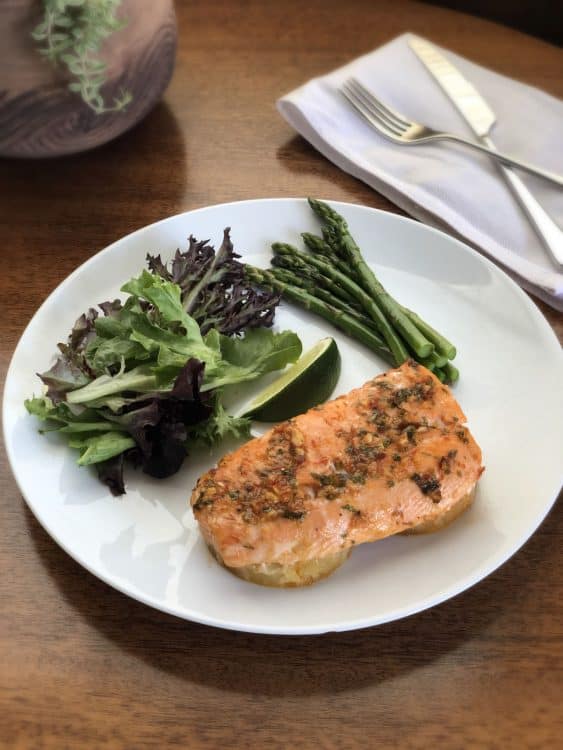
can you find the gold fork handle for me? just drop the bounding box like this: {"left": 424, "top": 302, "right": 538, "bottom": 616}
{"left": 436, "top": 133, "right": 563, "bottom": 188}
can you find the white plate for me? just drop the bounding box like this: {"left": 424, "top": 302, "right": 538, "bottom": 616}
{"left": 3, "top": 199, "right": 562, "bottom": 635}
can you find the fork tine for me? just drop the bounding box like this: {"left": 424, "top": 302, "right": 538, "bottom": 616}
{"left": 341, "top": 83, "right": 403, "bottom": 138}
{"left": 348, "top": 78, "right": 411, "bottom": 129}
{"left": 341, "top": 83, "right": 405, "bottom": 138}
{"left": 344, "top": 81, "right": 407, "bottom": 135}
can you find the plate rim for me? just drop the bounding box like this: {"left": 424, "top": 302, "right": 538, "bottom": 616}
{"left": 3, "top": 197, "right": 562, "bottom": 635}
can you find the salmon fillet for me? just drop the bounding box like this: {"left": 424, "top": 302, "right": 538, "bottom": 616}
{"left": 191, "top": 361, "right": 484, "bottom": 581}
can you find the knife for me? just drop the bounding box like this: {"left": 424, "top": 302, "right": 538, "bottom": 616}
{"left": 408, "top": 36, "right": 563, "bottom": 269}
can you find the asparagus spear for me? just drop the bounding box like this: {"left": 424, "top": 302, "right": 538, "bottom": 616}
{"left": 400, "top": 306, "right": 456, "bottom": 360}
{"left": 420, "top": 350, "right": 448, "bottom": 370}
{"left": 275, "top": 278, "right": 447, "bottom": 375}
{"left": 443, "top": 362, "right": 459, "bottom": 383}
{"left": 318, "top": 217, "right": 457, "bottom": 360}
{"left": 245, "top": 266, "right": 394, "bottom": 364}
{"left": 308, "top": 220, "right": 456, "bottom": 362}
{"left": 300, "top": 232, "right": 334, "bottom": 259}
{"left": 322, "top": 225, "right": 343, "bottom": 256}
{"left": 313, "top": 198, "right": 457, "bottom": 362}
{"left": 271, "top": 248, "right": 360, "bottom": 308}
{"left": 301, "top": 233, "right": 359, "bottom": 280}
{"left": 305, "top": 215, "right": 350, "bottom": 264}
{"left": 248, "top": 265, "right": 459, "bottom": 383}
{"left": 308, "top": 199, "right": 434, "bottom": 360}
{"left": 434, "top": 368, "right": 446, "bottom": 383}
{"left": 272, "top": 243, "right": 409, "bottom": 365}
{"left": 307, "top": 197, "right": 349, "bottom": 230}
{"left": 270, "top": 267, "right": 365, "bottom": 320}
{"left": 270, "top": 266, "right": 453, "bottom": 376}
{"left": 269, "top": 265, "right": 454, "bottom": 378}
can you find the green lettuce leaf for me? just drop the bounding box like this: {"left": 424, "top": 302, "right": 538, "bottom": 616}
{"left": 25, "top": 396, "right": 115, "bottom": 433}
{"left": 121, "top": 270, "right": 201, "bottom": 336}
{"left": 65, "top": 365, "right": 158, "bottom": 405}
{"left": 74, "top": 432, "right": 136, "bottom": 466}
{"left": 87, "top": 337, "right": 151, "bottom": 372}
{"left": 201, "top": 328, "right": 302, "bottom": 391}
{"left": 189, "top": 396, "right": 251, "bottom": 445}
{"left": 24, "top": 396, "right": 133, "bottom": 466}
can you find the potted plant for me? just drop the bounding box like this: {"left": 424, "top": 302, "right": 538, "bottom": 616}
{"left": 0, "top": 0, "right": 177, "bottom": 158}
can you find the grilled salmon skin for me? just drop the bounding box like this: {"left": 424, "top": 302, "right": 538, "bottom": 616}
{"left": 191, "top": 361, "right": 484, "bottom": 586}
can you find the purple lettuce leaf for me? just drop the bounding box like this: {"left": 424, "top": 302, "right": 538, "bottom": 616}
{"left": 39, "top": 304, "right": 124, "bottom": 402}
{"left": 95, "top": 454, "right": 127, "bottom": 497}
{"left": 147, "top": 228, "right": 281, "bottom": 337}
{"left": 98, "top": 299, "right": 123, "bottom": 318}
{"left": 37, "top": 358, "right": 92, "bottom": 405}
{"left": 104, "top": 358, "right": 212, "bottom": 483}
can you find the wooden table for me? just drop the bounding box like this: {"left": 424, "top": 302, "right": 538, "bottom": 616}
{"left": 1, "top": 1, "right": 561, "bottom": 747}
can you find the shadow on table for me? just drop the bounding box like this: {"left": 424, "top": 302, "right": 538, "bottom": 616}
{"left": 24, "top": 498, "right": 561, "bottom": 699}
{"left": 276, "top": 135, "right": 401, "bottom": 210}
{"left": 276, "top": 135, "right": 324, "bottom": 172}
{"left": 0, "top": 101, "right": 188, "bottom": 247}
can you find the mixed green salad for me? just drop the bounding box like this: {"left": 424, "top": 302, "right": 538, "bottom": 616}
{"left": 26, "top": 229, "right": 301, "bottom": 494}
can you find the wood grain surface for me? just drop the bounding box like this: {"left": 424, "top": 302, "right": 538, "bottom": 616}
{"left": 0, "top": 0, "right": 177, "bottom": 157}
{"left": 0, "top": 1, "right": 561, "bottom": 748}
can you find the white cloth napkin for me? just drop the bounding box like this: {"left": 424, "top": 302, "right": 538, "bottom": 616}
{"left": 277, "top": 33, "right": 563, "bottom": 311}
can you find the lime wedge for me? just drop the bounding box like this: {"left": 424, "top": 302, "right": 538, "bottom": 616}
{"left": 240, "top": 337, "right": 341, "bottom": 422}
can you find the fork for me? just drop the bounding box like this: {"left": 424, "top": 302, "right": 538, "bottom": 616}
{"left": 341, "top": 78, "right": 563, "bottom": 187}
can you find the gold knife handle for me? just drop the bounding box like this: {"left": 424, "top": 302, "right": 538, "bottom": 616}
{"left": 481, "top": 135, "right": 563, "bottom": 269}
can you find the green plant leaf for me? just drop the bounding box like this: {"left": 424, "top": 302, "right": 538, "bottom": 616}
{"left": 66, "top": 365, "right": 157, "bottom": 406}
{"left": 31, "top": 0, "right": 132, "bottom": 114}
{"left": 77, "top": 432, "right": 136, "bottom": 466}
{"left": 201, "top": 329, "right": 302, "bottom": 391}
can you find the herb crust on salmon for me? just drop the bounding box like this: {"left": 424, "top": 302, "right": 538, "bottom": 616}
{"left": 191, "top": 360, "right": 484, "bottom": 586}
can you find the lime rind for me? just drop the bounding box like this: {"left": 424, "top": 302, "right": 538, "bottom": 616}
{"left": 240, "top": 337, "right": 341, "bottom": 422}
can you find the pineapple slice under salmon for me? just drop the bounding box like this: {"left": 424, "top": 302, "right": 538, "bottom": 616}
{"left": 191, "top": 360, "right": 484, "bottom": 586}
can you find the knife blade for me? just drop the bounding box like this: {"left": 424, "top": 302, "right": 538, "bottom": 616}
{"left": 408, "top": 36, "right": 496, "bottom": 137}
{"left": 408, "top": 36, "right": 563, "bottom": 269}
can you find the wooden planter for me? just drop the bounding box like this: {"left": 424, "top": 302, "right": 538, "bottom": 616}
{"left": 0, "top": 0, "right": 177, "bottom": 158}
